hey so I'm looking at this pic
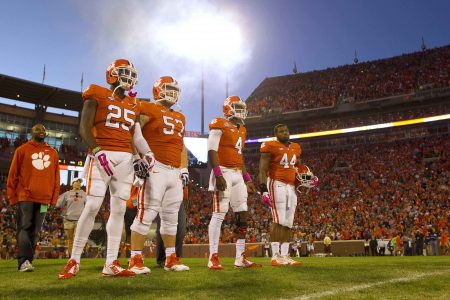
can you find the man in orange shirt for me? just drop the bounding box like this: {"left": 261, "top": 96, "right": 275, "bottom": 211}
{"left": 259, "top": 124, "right": 318, "bottom": 266}
{"left": 207, "top": 96, "right": 259, "bottom": 270}
{"left": 7, "top": 123, "right": 60, "bottom": 272}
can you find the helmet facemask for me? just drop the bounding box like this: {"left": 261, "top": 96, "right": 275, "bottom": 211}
{"left": 114, "top": 66, "right": 138, "bottom": 91}
{"left": 227, "top": 102, "right": 248, "bottom": 121}
{"left": 156, "top": 82, "right": 180, "bottom": 105}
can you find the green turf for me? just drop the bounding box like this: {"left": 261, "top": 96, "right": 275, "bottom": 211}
{"left": 0, "top": 256, "right": 449, "bottom": 299}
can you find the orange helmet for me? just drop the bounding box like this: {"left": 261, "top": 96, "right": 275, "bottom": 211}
{"left": 223, "top": 95, "right": 247, "bottom": 120}
{"left": 106, "top": 59, "right": 138, "bottom": 91}
{"left": 153, "top": 76, "right": 180, "bottom": 105}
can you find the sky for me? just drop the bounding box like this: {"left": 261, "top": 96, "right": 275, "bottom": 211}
{"left": 0, "top": 0, "right": 449, "bottom": 132}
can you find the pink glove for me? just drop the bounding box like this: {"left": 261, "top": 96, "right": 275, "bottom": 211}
{"left": 310, "top": 176, "right": 319, "bottom": 188}
{"left": 95, "top": 151, "right": 114, "bottom": 177}
{"left": 261, "top": 192, "right": 272, "bottom": 207}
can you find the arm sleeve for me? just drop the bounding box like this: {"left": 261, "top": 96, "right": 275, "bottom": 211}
{"left": 51, "top": 155, "right": 61, "bottom": 206}
{"left": 56, "top": 192, "right": 66, "bottom": 208}
{"left": 207, "top": 129, "right": 223, "bottom": 151}
{"left": 133, "top": 122, "right": 152, "bottom": 154}
{"left": 6, "top": 148, "right": 22, "bottom": 205}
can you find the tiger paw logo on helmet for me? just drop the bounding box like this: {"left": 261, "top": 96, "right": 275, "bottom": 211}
{"left": 31, "top": 152, "right": 51, "bottom": 170}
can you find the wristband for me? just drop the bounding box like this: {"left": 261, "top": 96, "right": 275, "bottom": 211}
{"left": 132, "top": 153, "right": 141, "bottom": 161}
{"left": 243, "top": 172, "right": 252, "bottom": 183}
{"left": 92, "top": 146, "right": 101, "bottom": 155}
{"left": 260, "top": 183, "right": 268, "bottom": 193}
{"left": 212, "top": 166, "right": 223, "bottom": 177}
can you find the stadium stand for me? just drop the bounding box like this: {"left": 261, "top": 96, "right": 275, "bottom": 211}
{"left": 246, "top": 45, "right": 449, "bottom": 116}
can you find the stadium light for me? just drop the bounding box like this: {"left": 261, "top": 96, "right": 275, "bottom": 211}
{"left": 154, "top": 12, "right": 246, "bottom": 69}
{"left": 246, "top": 114, "right": 450, "bottom": 143}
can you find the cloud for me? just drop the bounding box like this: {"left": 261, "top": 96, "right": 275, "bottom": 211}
{"left": 75, "top": 0, "right": 253, "bottom": 131}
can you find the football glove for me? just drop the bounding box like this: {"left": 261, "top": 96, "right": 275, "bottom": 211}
{"left": 133, "top": 158, "right": 149, "bottom": 179}
{"left": 180, "top": 168, "right": 189, "bottom": 187}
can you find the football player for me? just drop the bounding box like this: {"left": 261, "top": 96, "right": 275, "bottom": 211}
{"left": 259, "top": 124, "right": 317, "bottom": 266}
{"left": 128, "top": 76, "right": 190, "bottom": 274}
{"left": 59, "top": 59, "right": 152, "bottom": 279}
{"left": 207, "top": 96, "right": 260, "bottom": 270}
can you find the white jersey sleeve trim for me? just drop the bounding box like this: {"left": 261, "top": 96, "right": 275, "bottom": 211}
{"left": 207, "top": 129, "right": 222, "bottom": 151}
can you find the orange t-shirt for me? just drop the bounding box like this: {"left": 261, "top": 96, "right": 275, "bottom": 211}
{"left": 82, "top": 84, "right": 141, "bottom": 153}
{"left": 140, "top": 101, "right": 185, "bottom": 168}
{"left": 260, "top": 140, "right": 302, "bottom": 185}
{"left": 209, "top": 118, "right": 246, "bottom": 169}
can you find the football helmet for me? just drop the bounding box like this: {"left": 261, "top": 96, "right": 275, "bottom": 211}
{"left": 223, "top": 95, "right": 247, "bottom": 120}
{"left": 106, "top": 59, "right": 138, "bottom": 91}
{"left": 295, "top": 164, "right": 318, "bottom": 190}
{"left": 153, "top": 76, "right": 180, "bottom": 105}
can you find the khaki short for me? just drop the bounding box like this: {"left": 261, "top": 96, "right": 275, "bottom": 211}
{"left": 63, "top": 219, "right": 78, "bottom": 230}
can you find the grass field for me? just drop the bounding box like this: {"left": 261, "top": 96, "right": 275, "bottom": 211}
{"left": 1, "top": 256, "right": 449, "bottom": 299}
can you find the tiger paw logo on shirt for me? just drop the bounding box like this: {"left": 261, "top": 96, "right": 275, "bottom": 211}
{"left": 31, "top": 152, "right": 51, "bottom": 170}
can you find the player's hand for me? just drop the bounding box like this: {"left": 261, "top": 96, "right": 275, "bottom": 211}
{"left": 180, "top": 168, "right": 189, "bottom": 187}
{"left": 133, "top": 158, "right": 149, "bottom": 179}
{"left": 94, "top": 150, "right": 115, "bottom": 177}
{"left": 215, "top": 176, "right": 227, "bottom": 191}
{"left": 143, "top": 151, "right": 155, "bottom": 171}
{"left": 261, "top": 192, "right": 272, "bottom": 207}
{"left": 259, "top": 183, "right": 271, "bottom": 206}
{"left": 246, "top": 181, "right": 256, "bottom": 194}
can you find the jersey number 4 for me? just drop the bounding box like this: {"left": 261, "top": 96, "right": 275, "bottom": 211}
{"left": 235, "top": 136, "right": 243, "bottom": 154}
{"left": 105, "top": 104, "right": 135, "bottom": 131}
{"left": 280, "top": 153, "right": 297, "bottom": 169}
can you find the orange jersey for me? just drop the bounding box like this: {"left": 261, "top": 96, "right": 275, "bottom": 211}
{"left": 82, "top": 84, "right": 141, "bottom": 153}
{"left": 260, "top": 140, "right": 302, "bottom": 185}
{"left": 209, "top": 118, "right": 246, "bottom": 169}
{"left": 140, "top": 101, "right": 185, "bottom": 168}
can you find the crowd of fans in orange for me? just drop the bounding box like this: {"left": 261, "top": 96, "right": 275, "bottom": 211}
{"left": 183, "top": 134, "right": 449, "bottom": 256}
{"left": 246, "top": 46, "right": 450, "bottom": 115}
{"left": 1, "top": 132, "right": 448, "bottom": 258}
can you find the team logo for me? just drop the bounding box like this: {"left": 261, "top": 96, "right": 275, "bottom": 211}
{"left": 31, "top": 152, "right": 51, "bottom": 170}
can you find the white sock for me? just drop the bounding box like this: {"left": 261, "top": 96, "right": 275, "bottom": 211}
{"left": 281, "top": 242, "right": 290, "bottom": 256}
{"left": 271, "top": 242, "right": 280, "bottom": 257}
{"left": 208, "top": 212, "right": 225, "bottom": 259}
{"left": 105, "top": 197, "right": 126, "bottom": 265}
{"left": 236, "top": 239, "right": 245, "bottom": 259}
{"left": 165, "top": 247, "right": 176, "bottom": 258}
{"left": 71, "top": 195, "right": 103, "bottom": 263}
{"left": 131, "top": 250, "right": 142, "bottom": 258}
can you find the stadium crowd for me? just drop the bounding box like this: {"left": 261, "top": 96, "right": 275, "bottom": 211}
{"left": 1, "top": 132, "right": 448, "bottom": 258}
{"left": 184, "top": 134, "right": 449, "bottom": 256}
{"left": 246, "top": 45, "right": 450, "bottom": 115}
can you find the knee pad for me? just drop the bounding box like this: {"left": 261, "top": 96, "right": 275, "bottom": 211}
{"left": 234, "top": 211, "right": 248, "bottom": 236}
{"left": 160, "top": 210, "right": 178, "bottom": 236}
{"left": 130, "top": 219, "right": 150, "bottom": 236}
